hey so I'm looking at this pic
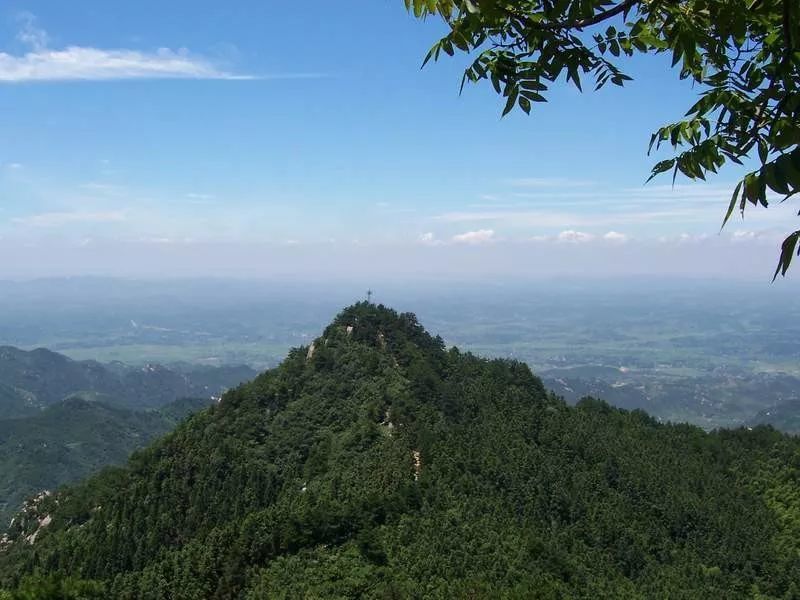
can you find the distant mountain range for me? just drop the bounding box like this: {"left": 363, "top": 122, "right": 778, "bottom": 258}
{"left": 0, "top": 345, "right": 258, "bottom": 525}
{"left": 0, "top": 345, "right": 257, "bottom": 418}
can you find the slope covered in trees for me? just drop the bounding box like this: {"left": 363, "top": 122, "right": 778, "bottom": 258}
{"left": 1, "top": 303, "right": 799, "bottom": 598}
{"left": 0, "top": 397, "right": 211, "bottom": 526}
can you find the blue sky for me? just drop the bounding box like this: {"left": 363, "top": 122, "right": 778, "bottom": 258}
{"left": 0, "top": 1, "right": 794, "bottom": 280}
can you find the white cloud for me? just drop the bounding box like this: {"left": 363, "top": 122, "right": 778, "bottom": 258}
{"left": 16, "top": 12, "right": 49, "bottom": 51}
{"left": 557, "top": 230, "right": 594, "bottom": 243}
{"left": 452, "top": 229, "right": 495, "bottom": 244}
{"left": 731, "top": 230, "right": 757, "bottom": 241}
{"left": 0, "top": 14, "right": 319, "bottom": 83}
{"left": 12, "top": 210, "right": 127, "bottom": 227}
{"left": 418, "top": 232, "right": 445, "bottom": 246}
{"left": 0, "top": 46, "right": 254, "bottom": 82}
{"left": 657, "top": 232, "right": 711, "bottom": 244}
{"left": 603, "top": 231, "right": 629, "bottom": 243}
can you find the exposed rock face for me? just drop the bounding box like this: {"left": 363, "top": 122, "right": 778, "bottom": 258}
{"left": 412, "top": 450, "right": 421, "bottom": 481}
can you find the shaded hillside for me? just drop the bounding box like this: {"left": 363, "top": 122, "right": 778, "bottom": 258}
{"left": 0, "top": 385, "right": 31, "bottom": 422}
{"left": 0, "top": 346, "right": 256, "bottom": 417}
{"left": 748, "top": 400, "right": 800, "bottom": 435}
{"left": 1, "top": 304, "right": 799, "bottom": 598}
{"left": 0, "top": 398, "right": 211, "bottom": 526}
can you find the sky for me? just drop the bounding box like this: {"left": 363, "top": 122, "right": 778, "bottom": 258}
{"left": 0, "top": 1, "right": 796, "bottom": 281}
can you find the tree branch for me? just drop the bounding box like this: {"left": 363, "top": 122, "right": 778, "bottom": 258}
{"left": 509, "top": 0, "right": 642, "bottom": 31}
{"left": 570, "top": 0, "right": 642, "bottom": 29}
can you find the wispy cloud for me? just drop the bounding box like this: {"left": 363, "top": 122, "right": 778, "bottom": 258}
{"left": 557, "top": 230, "right": 594, "bottom": 243}
{"left": 603, "top": 231, "right": 629, "bottom": 243}
{"left": 0, "top": 14, "right": 319, "bottom": 83}
{"left": 16, "top": 12, "right": 49, "bottom": 51}
{"left": 0, "top": 46, "right": 253, "bottom": 83}
{"left": 12, "top": 210, "right": 127, "bottom": 227}
{"left": 418, "top": 231, "right": 443, "bottom": 246}
{"left": 79, "top": 182, "right": 128, "bottom": 196}
{"left": 504, "top": 177, "right": 596, "bottom": 188}
{"left": 452, "top": 229, "right": 495, "bottom": 244}
{"left": 434, "top": 208, "right": 706, "bottom": 228}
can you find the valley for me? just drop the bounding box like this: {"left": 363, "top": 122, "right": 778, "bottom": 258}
{"left": 0, "top": 342, "right": 256, "bottom": 525}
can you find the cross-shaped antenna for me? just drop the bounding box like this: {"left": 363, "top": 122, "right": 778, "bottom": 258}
{"left": 366, "top": 289, "right": 373, "bottom": 303}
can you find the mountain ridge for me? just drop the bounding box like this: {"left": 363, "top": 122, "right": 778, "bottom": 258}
{"left": 1, "top": 303, "right": 799, "bottom": 598}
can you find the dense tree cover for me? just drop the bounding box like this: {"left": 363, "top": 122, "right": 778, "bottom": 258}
{"left": 1, "top": 303, "right": 799, "bottom": 597}
{"left": 405, "top": 0, "right": 800, "bottom": 277}
{"left": 0, "top": 397, "right": 211, "bottom": 526}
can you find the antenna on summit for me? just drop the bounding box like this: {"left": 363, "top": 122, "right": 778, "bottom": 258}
{"left": 366, "top": 289, "right": 373, "bottom": 303}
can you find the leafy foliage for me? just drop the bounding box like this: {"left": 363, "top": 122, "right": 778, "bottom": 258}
{"left": 405, "top": 0, "right": 800, "bottom": 276}
{"left": 1, "top": 303, "right": 799, "bottom": 597}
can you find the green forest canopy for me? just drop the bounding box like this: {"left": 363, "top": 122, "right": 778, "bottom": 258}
{"left": 405, "top": 0, "right": 800, "bottom": 277}
{"left": 2, "top": 303, "right": 800, "bottom": 598}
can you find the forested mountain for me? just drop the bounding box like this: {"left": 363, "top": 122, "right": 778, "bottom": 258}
{"left": 1, "top": 304, "right": 800, "bottom": 598}
{"left": 0, "top": 346, "right": 256, "bottom": 418}
{"left": 0, "top": 398, "right": 211, "bottom": 527}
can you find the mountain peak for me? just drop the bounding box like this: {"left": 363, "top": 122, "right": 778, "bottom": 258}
{"left": 321, "top": 302, "right": 445, "bottom": 357}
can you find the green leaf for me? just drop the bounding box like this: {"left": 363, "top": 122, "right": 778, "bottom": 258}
{"left": 722, "top": 180, "right": 743, "bottom": 228}
{"left": 647, "top": 159, "right": 675, "bottom": 183}
{"left": 773, "top": 231, "right": 800, "bottom": 281}
{"left": 502, "top": 87, "right": 518, "bottom": 116}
